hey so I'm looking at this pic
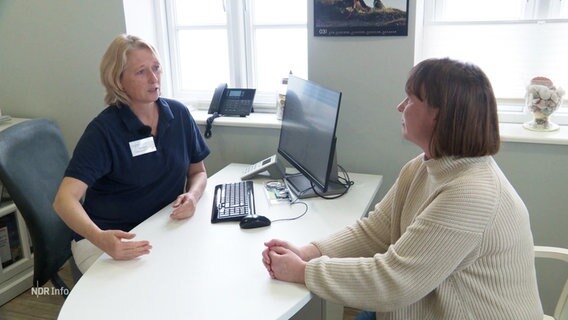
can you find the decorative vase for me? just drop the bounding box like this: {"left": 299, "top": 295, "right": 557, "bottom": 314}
{"left": 523, "top": 76, "right": 565, "bottom": 132}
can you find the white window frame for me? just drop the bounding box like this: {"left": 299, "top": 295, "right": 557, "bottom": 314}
{"left": 417, "top": 0, "right": 568, "bottom": 126}
{"left": 152, "top": 0, "right": 307, "bottom": 112}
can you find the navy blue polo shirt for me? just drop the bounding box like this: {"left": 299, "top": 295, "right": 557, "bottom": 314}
{"left": 65, "top": 98, "right": 210, "bottom": 240}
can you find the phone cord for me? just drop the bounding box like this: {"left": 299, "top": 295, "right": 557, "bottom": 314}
{"left": 204, "top": 112, "right": 220, "bottom": 139}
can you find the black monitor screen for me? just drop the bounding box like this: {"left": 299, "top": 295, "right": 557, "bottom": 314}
{"left": 277, "top": 76, "right": 343, "bottom": 197}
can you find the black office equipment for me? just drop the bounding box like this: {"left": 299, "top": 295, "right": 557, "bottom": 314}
{"left": 239, "top": 215, "right": 271, "bottom": 229}
{"left": 211, "top": 181, "right": 256, "bottom": 223}
{"left": 205, "top": 83, "right": 256, "bottom": 139}
{"left": 277, "top": 75, "right": 348, "bottom": 199}
{"left": 208, "top": 83, "right": 256, "bottom": 116}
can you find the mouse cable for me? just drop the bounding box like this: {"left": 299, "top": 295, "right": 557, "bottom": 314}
{"left": 263, "top": 180, "right": 309, "bottom": 223}
{"left": 270, "top": 200, "right": 309, "bottom": 223}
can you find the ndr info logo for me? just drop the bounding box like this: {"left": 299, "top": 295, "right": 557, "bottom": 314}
{"left": 31, "top": 285, "right": 69, "bottom": 298}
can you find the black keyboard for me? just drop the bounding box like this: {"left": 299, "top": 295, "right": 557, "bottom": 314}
{"left": 211, "top": 181, "right": 256, "bottom": 223}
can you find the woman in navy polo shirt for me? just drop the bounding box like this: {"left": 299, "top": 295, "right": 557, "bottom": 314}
{"left": 53, "top": 34, "right": 210, "bottom": 273}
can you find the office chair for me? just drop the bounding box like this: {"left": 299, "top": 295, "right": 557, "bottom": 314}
{"left": 535, "top": 246, "right": 568, "bottom": 320}
{"left": 0, "top": 118, "right": 79, "bottom": 296}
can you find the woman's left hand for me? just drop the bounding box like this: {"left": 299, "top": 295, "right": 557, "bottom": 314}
{"left": 267, "top": 246, "right": 307, "bottom": 284}
{"left": 170, "top": 192, "right": 198, "bottom": 219}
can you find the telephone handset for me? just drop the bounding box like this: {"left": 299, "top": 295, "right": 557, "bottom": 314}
{"left": 205, "top": 83, "right": 256, "bottom": 139}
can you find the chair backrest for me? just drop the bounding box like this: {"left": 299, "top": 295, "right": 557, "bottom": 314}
{"left": 0, "top": 119, "right": 72, "bottom": 287}
{"left": 535, "top": 246, "right": 568, "bottom": 320}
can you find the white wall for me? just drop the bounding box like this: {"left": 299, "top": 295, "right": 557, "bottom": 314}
{"left": 0, "top": 0, "right": 126, "bottom": 151}
{"left": 0, "top": 0, "right": 566, "bottom": 314}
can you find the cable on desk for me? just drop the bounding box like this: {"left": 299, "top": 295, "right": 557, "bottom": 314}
{"left": 262, "top": 165, "right": 354, "bottom": 223}
{"left": 270, "top": 200, "right": 309, "bottom": 223}
{"left": 263, "top": 180, "right": 309, "bottom": 223}
{"left": 310, "top": 165, "right": 354, "bottom": 200}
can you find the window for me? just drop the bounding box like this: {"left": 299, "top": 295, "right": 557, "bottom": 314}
{"left": 159, "top": 0, "right": 308, "bottom": 111}
{"left": 417, "top": 0, "right": 568, "bottom": 124}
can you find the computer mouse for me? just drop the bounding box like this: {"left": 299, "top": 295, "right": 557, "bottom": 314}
{"left": 239, "top": 215, "right": 271, "bottom": 229}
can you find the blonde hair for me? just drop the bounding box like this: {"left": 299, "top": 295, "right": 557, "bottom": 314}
{"left": 99, "top": 34, "right": 161, "bottom": 106}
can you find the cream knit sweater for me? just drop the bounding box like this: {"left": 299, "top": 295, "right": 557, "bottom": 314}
{"left": 306, "top": 155, "right": 543, "bottom": 319}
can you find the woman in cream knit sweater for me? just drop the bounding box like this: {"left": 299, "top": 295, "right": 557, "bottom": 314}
{"left": 262, "top": 58, "right": 543, "bottom": 319}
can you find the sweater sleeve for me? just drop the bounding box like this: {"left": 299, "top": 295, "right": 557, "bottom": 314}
{"left": 310, "top": 156, "right": 422, "bottom": 259}
{"left": 305, "top": 176, "right": 499, "bottom": 312}
{"left": 310, "top": 179, "right": 395, "bottom": 258}
{"left": 306, "top": 221, "right": 482, "bottom": 311}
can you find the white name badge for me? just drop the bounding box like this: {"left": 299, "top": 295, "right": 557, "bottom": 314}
{"left": 129, "top": 137, "right": 157, "bottom": 157}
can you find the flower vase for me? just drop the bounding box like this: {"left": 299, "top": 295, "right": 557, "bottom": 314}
{"left": 523, "top": 77, "right": 565, "bottom": 132}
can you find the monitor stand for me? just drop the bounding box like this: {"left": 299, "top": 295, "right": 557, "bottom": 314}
{"left": 285, "top": 173, "right": 347, "bottom": 199}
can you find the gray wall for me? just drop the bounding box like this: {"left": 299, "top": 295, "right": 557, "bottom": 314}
{"left": 0, "top": 0, "right": 126, "bottom": 150}
{"left": 0, "top": 0, "right": 565, "bottom": 314}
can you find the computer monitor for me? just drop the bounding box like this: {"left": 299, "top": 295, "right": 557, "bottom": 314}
{"left": 277, "top": 75, "right": 347, "bottom": 199}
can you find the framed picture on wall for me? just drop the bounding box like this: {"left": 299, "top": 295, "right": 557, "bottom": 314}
{"left": 314, "top": 0, "right": 409, "bottom": 37}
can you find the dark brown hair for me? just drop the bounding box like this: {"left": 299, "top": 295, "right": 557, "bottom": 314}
{"left": 405, "top": 58, "right": 500, "bottom": 158}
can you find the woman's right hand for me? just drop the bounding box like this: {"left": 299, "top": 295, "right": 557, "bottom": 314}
{"left": 263, "top": 239, "right": 304, "bottom": 260}
{"left": 262, "top": 239, "right": 322, "bottom": 274}
{"left": 54, "top": 177, "right": 152, "bottom": 260}
{"left": 262, "top": 239, "right": 298, "bottom": 279}
{"left": 93, "top": 230, "right": 152, "bottom": 260}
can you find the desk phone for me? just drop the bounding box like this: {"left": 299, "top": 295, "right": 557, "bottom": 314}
{"left": 208, "top": 83, "right": 255, "bottom": 117}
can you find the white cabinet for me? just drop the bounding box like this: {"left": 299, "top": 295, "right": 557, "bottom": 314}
{"left": 0, "top": 202, "right": 33, "bottom": 306}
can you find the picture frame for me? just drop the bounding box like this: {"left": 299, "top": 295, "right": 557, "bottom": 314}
{"left": 314, "top": 0, "right": 409, "bottom": 37}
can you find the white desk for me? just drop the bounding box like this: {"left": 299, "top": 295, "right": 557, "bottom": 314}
{"left": 58, "top": 164, "right": 382, "bottom": 320}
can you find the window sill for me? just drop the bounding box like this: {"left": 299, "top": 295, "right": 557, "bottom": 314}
{"left": 500, "top": 122, "right": 568, "bottom": 145}
{"left": 190, "top": 110, "right": 568, "bottom": 146}
{"left": 191, "top": 110, "right": 281, "bottom": 129}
